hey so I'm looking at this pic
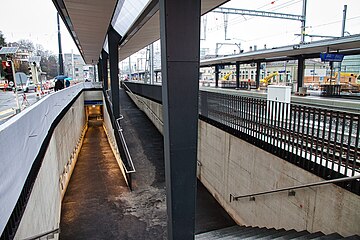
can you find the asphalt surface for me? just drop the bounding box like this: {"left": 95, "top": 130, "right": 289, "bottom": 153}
{"left": 60, "top": 88, "right": 235, "bottom": 239}
{"left": 0, "top": 89, "right": 48, "bottom": 124}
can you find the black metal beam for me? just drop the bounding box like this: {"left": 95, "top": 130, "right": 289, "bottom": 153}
{"left": 215, "top": 65, "right": 219, "bottom": 88}
{"left": 93, "top": 64, "right": 97, "bottom": 82}
{"left": 108, "top": 26, "right": 121, "bottom": 119}
{"left": 256, "top": 61, "right": 261, "bottom": 89}
{"left": 101, "top": 50, "right": 109, "bottom": 90}
{"left": 297, "top": 56, "right": 305, "bottom": 91}
{"left": 97, "top": 60, "right": 102, "bottom": 83}
{"left": 236, "top": 61, "right": 240, "bottom": 89}
{"left": 159, "top": 0, "right": 200, "bottom": 239}
{"left": 57, "top": 13, "right": 64, "bottom": 75}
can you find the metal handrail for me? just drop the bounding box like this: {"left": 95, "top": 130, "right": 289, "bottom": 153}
{"left": 23, "top": 228, "right": 60, "bottom": 240}
{"left": 230, "top": 175, "right": 360, "bottom": 202}
{"left": 116, "top": 117, "right": 136, "bottom": 173}
{"left": 122, "top": 82, "right": 163, "bottom": 126}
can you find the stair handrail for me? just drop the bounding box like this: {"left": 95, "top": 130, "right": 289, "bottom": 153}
{"left": 115, "top": 117, "right": 136, "bottom": 173}
{"left": 230, "top": 175, "right": 360, "bottom": 202}
{"left": 122, "top": 82, "right": 164, "bottom": 126}
{"left": 23, "top": 228, "right": 59, "bottom": 240}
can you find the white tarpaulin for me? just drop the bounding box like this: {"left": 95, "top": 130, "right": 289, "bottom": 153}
{"left": 0, "top": 83, "right": 88, "bottom": 234}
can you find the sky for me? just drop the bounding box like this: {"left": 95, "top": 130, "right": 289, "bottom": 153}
{"left": 1, "top": 0, "right": 79, "bottom": 55}
{"left": 1, "top": 0, "right": 360, "bottom": 59}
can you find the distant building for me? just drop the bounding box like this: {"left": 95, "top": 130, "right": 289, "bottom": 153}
{"left": 83, "top": 65, "right": 95, "bottom": 81}
{"left": 64, "top": 53, "right": 85, "bottom": 80}
{"left": 2, "top": 43, "right": 31, "bottom": 63}
{"left": 341, "top": 55, "right": 360, "bottom": 74}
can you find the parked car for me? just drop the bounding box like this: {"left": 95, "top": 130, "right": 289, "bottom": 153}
{"left": 15, "top": 72, "right": 36, "bottom": 92}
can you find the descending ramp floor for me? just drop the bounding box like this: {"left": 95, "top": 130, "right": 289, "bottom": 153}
{"left": 60, "top": 88, "right": 235, "bottom": 239}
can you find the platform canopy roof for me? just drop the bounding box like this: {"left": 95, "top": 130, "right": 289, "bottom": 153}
{"left": 200, "top": 34, "right": 360, "bottom": 66}
{"left": 53, "top": 0, "right": 230, "bottom": 64}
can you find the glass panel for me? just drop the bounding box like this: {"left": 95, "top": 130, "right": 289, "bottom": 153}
{"left": 111, "top": 0, "right": 150, "bottom": 36}
{"left": 103, "top": 35, "right": 109, "bottom": 54}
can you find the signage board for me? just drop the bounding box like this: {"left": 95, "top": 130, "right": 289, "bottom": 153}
{"left": 320, "top": 53, "right": 344, "bottom": 62}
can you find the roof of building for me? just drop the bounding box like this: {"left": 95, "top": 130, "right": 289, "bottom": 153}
{"left": 0, "top": 47, "right": 19, "bottom": 55}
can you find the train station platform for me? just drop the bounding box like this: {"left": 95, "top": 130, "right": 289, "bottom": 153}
{"left": 200, "top": 86, "right": 360, "bottom": 114}
{"left": 60, "top": 88, "right": 235, "bottom": 239}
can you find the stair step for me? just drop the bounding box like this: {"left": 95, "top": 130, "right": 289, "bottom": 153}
{"left": 261, "top": 229, "right": 298, "bottom": 239}
{"left": 195, "top": 225, "right": 244, "bottom": 240}
{"left": 313, "top": 233, "right": 344, "bottom": 239}
{"left": 196, "top": 225, "right": 356, "bottom": 240}
{"left": 242, "top": 228, "right": 280, "bottom": 239}
{"left": 221, "top": 227, "right": 268, "bottom": 239}
{"left": 296, "top": 231, "right": 325, "bottom": 239}
{"left": 272, "top": 230, "right": 310, "bottom": 239}
{"left": 218, "top": 226, "right": 261, "bottom": 239}
{"left": 344, "top": 236, "right": 360, "bottom": 240}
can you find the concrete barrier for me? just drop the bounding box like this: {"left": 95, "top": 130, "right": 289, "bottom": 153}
{"left": 14, "top": 92, "right": 86, "bottom": 239}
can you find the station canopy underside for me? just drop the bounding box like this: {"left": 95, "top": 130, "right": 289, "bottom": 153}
{"left": 53, "top": 0, "right": 230, "bottom": 64}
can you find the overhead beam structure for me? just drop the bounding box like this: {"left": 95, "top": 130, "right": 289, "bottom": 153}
{"left": 200, "top": 35, "right": 360, "bottom": 67}
{"left": 212, "top": 7, "right": 304, "bottom": 21}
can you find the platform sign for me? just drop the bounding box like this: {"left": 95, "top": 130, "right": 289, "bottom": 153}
{"left": 320, "top": 53, "right": 344, "bottom": 62}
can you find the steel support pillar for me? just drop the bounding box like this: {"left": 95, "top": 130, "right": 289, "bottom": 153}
{"left": 297, "top": 56, "right": 305, "bottom": 91}
{"left": 159, "top": 0, "right": 200, "bottom": 239}
{"left": 215, "top": 65, "right": 219, "bottom": 88}
{"left": 101, "top": 50, "right": 109, "bottom": 90}
{"left": 93, "top": 64, "right": 97, "bottom": 82}
{"left": 108, "top": 26, "right": 121, "bottom": 119}
{"left": 256, "top": 62, "right": 261, "bottom": 89}
{"left": 235, "top": 61, "right": 240, "bottom": 89}
{"left": 97, "top": 60, "right": 102, "bottom": 83}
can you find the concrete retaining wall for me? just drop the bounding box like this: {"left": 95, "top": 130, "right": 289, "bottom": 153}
{"left": 128, "top": 92, "right": 360, "bottom": 237}
{"left": 197, "top": 120, "right": 360, "bottom": 237}
{"left": 84, "top": 90, "right": 102, "bottom": 101}
{"left": 127, "top": 92, "right": 163, "bottom": 134}
{"left": 102, "top": 95, "right": 128, "bottom": 185}
{"left": 14, "top": 94, "right": 86, "bottom": 239}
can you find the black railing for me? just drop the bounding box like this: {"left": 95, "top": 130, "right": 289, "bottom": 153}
{"left": 199, "top": 91, "right": 360, "bottom": 194}
{"left": 103, "top": 89, "right": 134, "bottom": 190}
{"left": 123, "top": 82, "right": 360, "bottom": 194}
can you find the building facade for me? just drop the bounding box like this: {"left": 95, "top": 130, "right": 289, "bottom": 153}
{"left": 64, "top": 53, "right": 86, "bottom": 81}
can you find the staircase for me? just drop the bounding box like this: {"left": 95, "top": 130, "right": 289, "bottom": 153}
{"left": 195, "top": 225, "right": 360, "bottom": 239}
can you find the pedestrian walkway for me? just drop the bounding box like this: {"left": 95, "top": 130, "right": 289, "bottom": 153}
{"left": 60, "top": 88, "right": 235, "bottom": 239}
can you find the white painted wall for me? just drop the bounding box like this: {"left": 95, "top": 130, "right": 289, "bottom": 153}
{"left": 128, "top": 92, "right": 360, "bottom": 237}
{"left": 14, "top": 94, "right": 87, "bottom": 239}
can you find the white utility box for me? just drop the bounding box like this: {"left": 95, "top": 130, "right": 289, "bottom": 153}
{"left": 267, "top": 85, "right": 291, "bottom": 103}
